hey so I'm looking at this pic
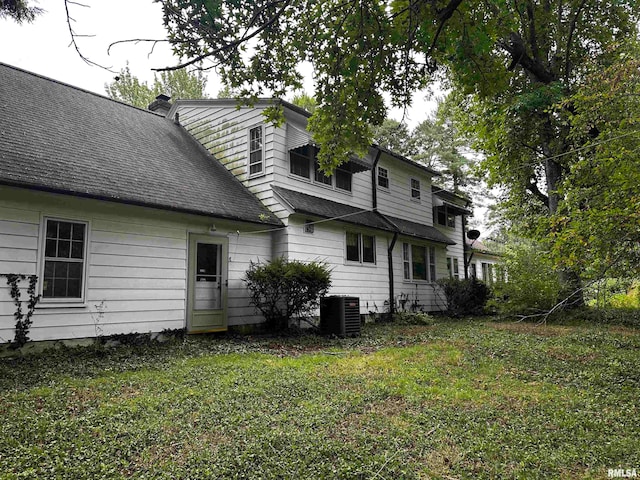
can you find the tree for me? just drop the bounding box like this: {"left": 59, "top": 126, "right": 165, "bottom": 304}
{"left": 373, "top": 96, "right": 478, "bottom": 195}
{"left": 152, "top": 1, "right": 640, "bottom": 300}
{"left": 372, "top": 119, "right": 414, "bottom": 157}
{"left": 0, "top": 0, "right": 41, "bottom": 22}
{"left": 290, "top": 91, "right": 317, "bottom": 114}
{"left": 105, "top": 63, "right": 208, "bottom": 108}
{"left": 548, "top": 56, "right": 640, "bottom": 280}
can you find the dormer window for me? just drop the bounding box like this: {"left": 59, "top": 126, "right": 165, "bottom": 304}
{"left": 314, "top": 161, "right": 332, "bottom": 186}
{"left": 436, "top": 206, "right": 456, "bottom": 228}
{"left": 335, "top": 167, "right": 352, "bottom": 192}
{"left": 248, "top": 126, "right": 264, "bottom": 176}
{"left": 290, "top": 145, "right": 313, "bottom": 178}
{"left": 290, "top": 145, "right": 352, "bottom": 192}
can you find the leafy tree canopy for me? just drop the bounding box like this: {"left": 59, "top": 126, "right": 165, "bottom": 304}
{"left": 105, "top": 63, "right": 208, "bottom": 109}
{"left": 157, "top": 0, "right": 639, "bottom": 176}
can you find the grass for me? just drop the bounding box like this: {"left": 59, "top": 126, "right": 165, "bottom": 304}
{"left": 1, "top": 317, "right": 639, "bottom": 479}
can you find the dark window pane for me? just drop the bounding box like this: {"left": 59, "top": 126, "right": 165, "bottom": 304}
{"left": 412, "top": 245, "right": 427, "bottom": 280}
{"left": 72, "top": 223, "right": 85, "bottom": 241}
{"left": 346, "top": 232, "right": 360, "bottom": 262}
{"left": 68, "top": 262, "right": 83, "bottom": 280}
{"left": 290, "top": 151, "right": 310, "bottom": 178}
{"left": 46, "top": 220, "right": 58, "bottom": 238}
{"left": 53, "top": 278, "right": 67, "bottom": 297}
{"left": 314, "top": 162, "right": 332, "bottom": 185}
{"left": 67, "top": 279, "right": 81, "bottom": 298}
{"left": 71, "top": 241, "right": 84, "bottom": 259}
{"left": 53, "top": 261, "right": 68, "bottom": 278}
{"left": 362, "top": 235, "right": 375, "bottom": 263}
{"left": 44, "top": 261, "right": 54, "bottom": 279}
{"left": 437, "top": 208, "right": 447, "bottom": 225}
{"left": 58, "top": 240, "right": 71, "bottom": 258}
{"left": 43, "top": 278, "right": 52, "bottom": 297}
{"left": 45, "top": 239, "right": 57, "bottom": 257}
{"left": 58, "top": 222, "right": 72, "bottom": 239}
{"left": 197, "top": 243, "right": 219, "bottom": 276}
{"left": 336, "top": 169, "right": 352, "bottom": 191}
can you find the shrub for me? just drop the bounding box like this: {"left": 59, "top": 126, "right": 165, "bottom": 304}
{"left": 392, "top": 311, "right": 435, "bottom": 325}
{"left": 436, "top": 278, "right": 491, "bottom": 316}
{"left": 244, "top": 257, "right": 332, "bottom": 331}
{"left": 490, "top": 239, "right": 561, "bottom": 315}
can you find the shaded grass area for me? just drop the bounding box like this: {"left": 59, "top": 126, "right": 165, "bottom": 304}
{"left": 1, "top": 319, "right": 639, "bottom": 479}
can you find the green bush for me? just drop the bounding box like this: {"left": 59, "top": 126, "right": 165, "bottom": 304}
{"left": 244, "top": 257, "right": 332, "bottom": 331}
{"left": 392, "top": 311, "right": 435, "bottom": 325}
{"left": 490, "top": 239, "right": 561, "bottom": 315}
{"left": 436, "top": 278, "right": 491, "bottom": 316}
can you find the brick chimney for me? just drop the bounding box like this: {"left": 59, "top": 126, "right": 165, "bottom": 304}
{"left": 148, "top": 94, "right": 172, "bottom": 116}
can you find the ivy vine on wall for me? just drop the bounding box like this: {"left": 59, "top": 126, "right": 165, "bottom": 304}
{"left": 1, "top": 274, "right": 40, "bottom": 349}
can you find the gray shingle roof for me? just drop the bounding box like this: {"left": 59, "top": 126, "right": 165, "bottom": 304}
{"left": 273, "top": 185, "right": 391, "bottom": 230}
{"left": 382, "top": 215, "right": 456, "bottom": 245}
{"left": 272, "top": 185, "right": 454, "bottom": 244}
{"left": 0, "top": 63, "right": 281, "bottom": 227}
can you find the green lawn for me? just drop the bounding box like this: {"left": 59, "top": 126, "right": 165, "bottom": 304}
{"left": 1, "top": 319, "right": 639, "bottom": 479}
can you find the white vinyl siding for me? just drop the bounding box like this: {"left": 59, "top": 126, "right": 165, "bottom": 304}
{"left": 374, "top": 156, "right": 433, "bottom": 225}
{"left": 0, "top": 188, "right": 272, "bottom": 343}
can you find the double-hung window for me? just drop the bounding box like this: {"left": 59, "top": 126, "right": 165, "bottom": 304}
{"left": 403, "top": 243, "right": 436, "bottom": 281}
{"left": 314, "top": 161, "right": 332, "bottom": 186}
{"left": 335, "top": 166, "right": 352, "bottom": 192}
{"left": 447, "top": 256, "right": 460, "bottom": 279}
{"left": 248, "top": 126, "right": 264, "bottom": 176}
{"left": 377, "top": 167, "right": 389, "bottom": 189}
{"left": 410, "top": 178, "right": 421, "bottom": 200}
{"left": 346, "top": 232, "right": 375, "bottom": 264}
{"left": 42, "top": 218, "right": 87, "bottom": 301}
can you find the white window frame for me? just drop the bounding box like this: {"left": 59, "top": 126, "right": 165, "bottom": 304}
{"left": 248, "top": 125, "right": 265, "bottom": 177}
{"left": 39, "top": 217, "right": 90, "bottom": 305}
{"left": 447, "top": 256, "right": 460, "bottom": 279}
{"left": 345, "top": 232, "right": 376, "bottom": 265}
{"left": 410, "top": 178, "right": 421, "bottom": 201}
{"left": 377, "top": 166, "right": 389, "bottom": 189}
{"left": 403, "top": 242, "right": 436, "bottom": 282}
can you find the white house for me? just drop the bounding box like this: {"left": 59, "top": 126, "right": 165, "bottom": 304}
{"left": 0, "top": 63, "right": 484, "bottom": 345}
{"left": 0, "top": 63, "right": 280, "bottom": 343}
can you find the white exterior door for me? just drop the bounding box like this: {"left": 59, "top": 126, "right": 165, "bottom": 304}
{"left": 187, "top": 234, "right": 228, "bottom": 332}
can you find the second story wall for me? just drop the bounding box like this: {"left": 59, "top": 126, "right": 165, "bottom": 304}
{"left": 375, "top": 153, "right": 434, "bottom": 226}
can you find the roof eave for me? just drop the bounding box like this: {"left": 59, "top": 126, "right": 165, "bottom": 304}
{"left": 0, "top": 181, "right": 282, "bottom": 227}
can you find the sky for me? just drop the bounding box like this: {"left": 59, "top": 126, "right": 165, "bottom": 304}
{"left": 0, "top": 0, "right": 438, "bottom": 126}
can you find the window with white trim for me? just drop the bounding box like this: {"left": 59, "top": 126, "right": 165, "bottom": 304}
{"left": 42, "top": 219, "right": 87, "bottom": 300}
{"left": 248, "top": 126, "right": 264, "bottom": 176}
{"left": 481, "top": 262, "right": 493, "bottom": 285}
{"left": 410, "top": 178, "right": 421, "bottom": 200}
{"left": 290, "top": 146, "right": 353, "bottom": 192}
{"left": 447, "top": 256, "right": 460, "bottom": 279}
{"left": 346, "top": 232, "right": 375, "bottom": 264}
{"left": 403, "top": 243, "right": 436, "bottom": 281}
{"left": 314, "top": 161, "right": 332, "bottom": 186}
{"left": 290, "top": 145, "right": 312, "bottom": 178}
{"left": 377, "top": 166, "right": 389, "bottom": 189}
{"left": 335, "top": 167, "right": 352, "bottom": 192}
